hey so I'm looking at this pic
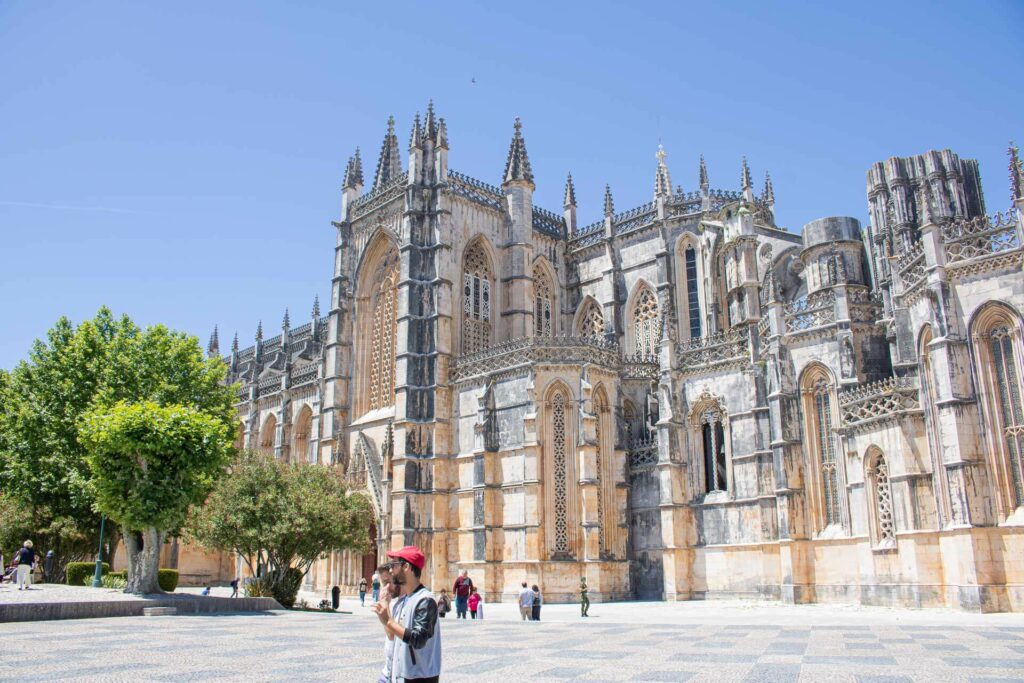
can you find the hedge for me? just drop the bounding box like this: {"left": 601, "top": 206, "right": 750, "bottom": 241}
{"left": 66, "top": 562, "right": 109, "bottom": 586}
{"left": 158, "top": 569, "right": 179, "bottom": 592}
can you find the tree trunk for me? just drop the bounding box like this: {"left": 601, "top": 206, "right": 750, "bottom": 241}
{"left": 123, "top": 527, "right": 164, "bottom": 594}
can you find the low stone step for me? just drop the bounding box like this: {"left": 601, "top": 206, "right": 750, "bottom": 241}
{"left": 142, "top": 607, "right": 177, "bottom": 617}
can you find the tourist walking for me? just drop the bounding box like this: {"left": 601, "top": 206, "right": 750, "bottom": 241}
{"left": 229, "top": 578, "right": 239, "bottom": 598}
{"left": 371, "top": 570, "right": 382, "bottom": 603}
{"left": 437, "top": 588, "right": 452, "bottom": 618}
{"left": 580, "top": 576, "right": 590, "bottom": 617}
{"left": 518, "top": 581, "right": 534, "bottom": 620}
{"left": 359, "top": 576, "right": 368, "bottom": 606}
{"left": 374, "top": 546, "right": 442, "bottom": 683}
{"left": 14, "top": 541, "right": 35, "bottom": 590}
{"left": 468, "top": 587, "right": 481, "bottom": 619}
{"left": 531, "top": 584, "right": 542, "bottom": 621}
{"left": 453, "top": 569, "right": 473, "bottom": 619}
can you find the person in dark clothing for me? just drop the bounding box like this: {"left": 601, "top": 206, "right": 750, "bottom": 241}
{"left": 531, "top": 584, "right": 542, "bottom": 621}
{"left": 229, "top": 578, "right": 239, "bottom": 598}
{"left": 373, "top": 546, "right": 441, "bottom": 683}
{"left": 452, "top": 569, "right": 472, "bottom": 619}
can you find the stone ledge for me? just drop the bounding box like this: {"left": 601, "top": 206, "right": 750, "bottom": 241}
{"left": 0, "top": 595, "right": 282, "bottom": 623}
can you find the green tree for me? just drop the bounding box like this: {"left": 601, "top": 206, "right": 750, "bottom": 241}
{"left": 80, "top": 402, "right": 233, "bottom": 594}
{"left": 0, "top": 308, "right": 236, "bottom": 582}
{"left": 188, "top": 450, "right": 372, "bottom": 607}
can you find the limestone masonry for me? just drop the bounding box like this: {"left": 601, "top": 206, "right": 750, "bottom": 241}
{"left": 207, "top": 104, "right": 1024, "bottom": 612}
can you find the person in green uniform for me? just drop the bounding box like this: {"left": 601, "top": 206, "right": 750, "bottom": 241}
{"left": 580, "top": 576, "right": 590, "bottom": 617}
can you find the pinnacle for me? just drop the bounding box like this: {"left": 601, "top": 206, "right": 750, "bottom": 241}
{"left": 351, "top": 148, "right": 364, "bottom": 187}
{"left": 409, "top": 112, "right": 422, "bottom": 149}
{"left": 564, "top": 172, "right": 577, "bottom": 208}
{"left": 741, "top": 157, "right": 752, "bottom": 190}
{"left": 437, "top": 117, "right": 448, "bottom": 149}
{"left": 1009, "top": 140, "right": 1023, "bottom": 202}
{"left": 373, "top": 115, "right": 403, "bottom": 190}
{"left": 503, "top": 117, "right": 534, "bottom": 186}
{"left": 762, "top": 171, "right": 775, "bottom": 204}
{"left": 654, "top": 144, "right": 673, "bottom": 197}
{"left": 312, "top": 294, "right": 321, "bottom": 319}
{"left": 604, "top": 184, "right": 614, "bottom": 217}
{"left": 699, "top": 154, "right": 709, "bottom": 189}
{"left": 424, "top": 100, "right": 437, "bottom": 140}
{"left": 208, "top": 325, "right": 219, "bottom": 354}
{"left": 282, "top": 308, "right": 290, "bottom": 330}
{"left": 231, "top": 332, "right": 239, "bottom": 354}
{"left": 256, "top": 320, "right": 263, "bottom": 342}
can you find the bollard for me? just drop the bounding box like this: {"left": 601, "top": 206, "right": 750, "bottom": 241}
{"left": 332, "top": 585, "right": 340, "bottom": 609}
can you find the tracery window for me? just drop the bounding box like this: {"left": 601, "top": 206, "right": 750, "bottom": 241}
{"left": 812, "top": 378, "right": 841, "bottom": 526}
{"left": 292, "top": 406, "right": 313, "bottom": 465}
{"left": 368, "top": 261, "right": 399, "bottom": 411}
{"left": 579, "top": 301, "right": 605, "bottom": 340}
{"left": 869, "top": 452, "right": 896, "bottom": 546}
{"left": 462, "top": 242, "right": 493, "bottom": 354}
{"left": 685, "top": 246, "right": 702, "bottom": 339}
{"left": 260, "top": 414, "right": 277, "bottom": 454}
{"left": 551, "top": 392, "right": 570, "bottom": 554}
{"left": 990, "top": 326, "right": 1024, "bottom": 506}
{"left": 701, "top": 409, "right": 727, "bottom": 492}
{"left": 533, "top": 264, "right": 554, "bottom": 337}
{"left": 633, "top": 288, "right": 660, "bottom": 357}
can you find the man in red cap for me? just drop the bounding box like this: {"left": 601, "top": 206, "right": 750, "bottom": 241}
{"left": 373, "top": 545, "right": 441, "bottom": 682}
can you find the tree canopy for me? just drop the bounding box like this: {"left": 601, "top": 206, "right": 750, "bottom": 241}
{"left": 188, "top": 449, "right": 373, "bottom": 606}
{"left": 0, "top": 307, "right": 236, "bottom": 580}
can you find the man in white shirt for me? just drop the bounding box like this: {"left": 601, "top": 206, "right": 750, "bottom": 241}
{"left": 517, "top": 581, "right": 534, "bottom": 620}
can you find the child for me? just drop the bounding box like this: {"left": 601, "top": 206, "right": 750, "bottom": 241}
{"left": 468, "top": 586, "right": 481, "bottom": 619}
{"left": 437, "top": 588, "right": 452, "bottom": 618}
{"left": 200, "top": 585, "right": 212, "bottom": 596}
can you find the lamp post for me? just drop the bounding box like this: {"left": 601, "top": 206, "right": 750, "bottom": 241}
{"left": 90, "top": 516, "right": 106, "bottom": 588}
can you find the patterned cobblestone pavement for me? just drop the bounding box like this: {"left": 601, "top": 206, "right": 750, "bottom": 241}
{"left": 2, "top": 598, "right": 1023, "bottom": 682}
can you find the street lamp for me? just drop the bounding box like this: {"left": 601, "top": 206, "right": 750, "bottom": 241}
{"left": 90, "top": 516, "right": 106, "bottom": 588}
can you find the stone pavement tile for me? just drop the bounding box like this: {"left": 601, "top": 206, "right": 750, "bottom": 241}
{"left": 630, "top": 671, "right": 695, "bottom": 682}
{"left": 969, "top": 678, "right": 1024, "bottom": 683}
{"left": 977, "top": 632, "right": 1023, "bottom": 641}
{"left": 803, "top": 655, "right": 898, "bottom": 665}
{"left": 741, "top": 663, "right": 800, "bottom": 682}
{"left": 854, "top": 676, "right": 912, "bottom": 683}
{"left": 535, "top": 665, "right": 597, "bottom": 679}
{"left": 764, "top": 642, "right": 807, "bottom": 655}
{"left": 943, "top": 657, "right": 1024, "bottom": 668}
{"left": 845, "top": 642, "right": 883, "bottom": 650}
{"left": 726, "top": 625, "right": 779, "bottom": 631}
{"left": 845, "top": 633, "right": 880, "bottom": 639}
{"left": 819, "top": 625, "right": 872, "bottom": 631}
{"left": 1008, "top": 645, "right": 1024, "bottom": 654}
{"left": 681, "top": 653, "right": 758, "bottom": 663}
{"left": 909, "top": 632, "right": 948, "bottom": 640}
{"left": 449, "top": 655, "right": 521, "bottom": 674}
{"left": 551, "top": 649, "right": 626, "bottom": 659}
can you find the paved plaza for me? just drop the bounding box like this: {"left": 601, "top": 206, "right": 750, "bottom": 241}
{"left": 2, "top": 596, "right": 1024, "bottom": 682}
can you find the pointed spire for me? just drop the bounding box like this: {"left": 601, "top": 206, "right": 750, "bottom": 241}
{"left": 409, "top": 112, "right": 422, "bottom": 149}
{"left": 208, "top": 325, "right": 219, "bottom": 356}
{"left": 312, "top": 294, "right": 321, "bottom": 319}
{"left": 437, "top": 117, "right": 448, "bottom": 149}
{"left": 603, "top": 184, "right": 615, "bottom": 217}
{"left": 231, "top": 331, "right": 239, "bottom": 354}
{"left": 654, "top": 144, "right": 673, "bottom": 197}
{"left": 351, "top": 148, "right": 363, "bottom": 187}
{"left": 255, "top": 320, "right": 263, "bottom": 342}
{"left": 282, "top": 308, "right": 290, "bottom": 330}
{"left": 373, "top": 116, "right": 403, "bottom": 190}
{"left": 741, "top": 157, "right": 752, "bottom": 191}
{"left": 564, "top": 172, "right": 577, "bottom": 208}
{"left": 1010, "top": 140, "right": 1024, "bottom": 202}
{"left": 424, "top": 100, "right": 437, "bottom": 141}
{"left": 342, "top": 155, "right": 357, "bottom": 189}
{"left": 699, "top": 154, "right": 709, "bottom": 191}
{"left": 503, "top": 117, "right": 534, "bottom": 186}
{"left": 762, "top": 171, "right": 775, "bottom": 205}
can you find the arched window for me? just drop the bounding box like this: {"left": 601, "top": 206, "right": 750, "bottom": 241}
{"left": 578, "top": 300, "right": 604, "bottom": 340}
{"left": 684, "top": 246, "right": 702, "bottom": 339}
{"left": 801, "top": 367, "right": 842, "bottom": 531}
{"left": 623, "top": 400, "right": 638, "bottom": 448}
{"left": 593, "top": 388, "right": 611, "bottom": 554}
{"left": 462, "top": 241, "right": 494, "bottom": 354}
{"left": 533, "top": 263, "right": 554, "bottom": 336}
{"left": 701, "top": 409, "right": 727, "bottom": 493}
{"left": 259, "top": 413, "right": 277, "bottom": 455}
{"left": 867, "top": 450, "right": 896, "bottom": 547}
{"left": 632, "top": 287, "right": 660, "bottom": 357}
{"left": 973, "top": 306, "right": 1024, "bottom": 511}
{"left": 546, "top": 386, "right": 576, "bottom": 558}
{"left": 292, "top": 406, "right": 313, "bottom": 464}
{"left": 368, "top": 261, "right": 399, "bottom": 412}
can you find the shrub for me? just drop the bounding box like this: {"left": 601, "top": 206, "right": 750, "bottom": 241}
{"left": 109, "top": 570, "right": 127, "bottom": 580}
{"left": 101, "top": 574, "right": 127, "bottom": 589}
{"left": 243, "top": 567, "right": 303, "bottom": 607}
{"left": 66, "top": 562, "right": 108, "bottom": 586}
{"left": 157, "top": 569, "right": 178, "bottom": 592}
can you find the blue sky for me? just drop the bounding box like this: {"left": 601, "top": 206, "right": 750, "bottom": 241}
{"left": 1, "top": 1, "right": 1021, "bottom": 369}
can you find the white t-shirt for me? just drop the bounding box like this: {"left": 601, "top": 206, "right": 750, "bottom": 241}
{"left": 518, "top": 587, "right": 534, "bottom": 607}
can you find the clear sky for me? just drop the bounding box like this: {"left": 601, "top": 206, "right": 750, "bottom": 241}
{"left": 1, "top": 1, "right": 1021, "bottom": 369}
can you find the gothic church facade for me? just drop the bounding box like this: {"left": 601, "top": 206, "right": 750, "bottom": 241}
{"left": 217, "top": 104, "right": 1024, "bottom": 611}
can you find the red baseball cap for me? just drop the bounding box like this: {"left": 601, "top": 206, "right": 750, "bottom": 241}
{"left": 386, "top": 545, "right": 426, "bottom": 570}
